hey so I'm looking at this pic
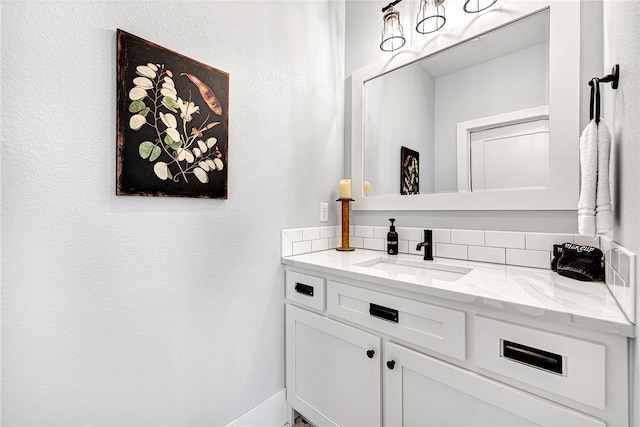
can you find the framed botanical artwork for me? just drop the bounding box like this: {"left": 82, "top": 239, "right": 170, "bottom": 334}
{"left": 401, "top": 146, "right": 419, "bottom": 195}
{"left": 116, "top": 29, "right": 229, "bottom": 198}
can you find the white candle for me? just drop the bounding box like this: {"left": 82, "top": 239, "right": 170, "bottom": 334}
{"left": 339, "top": 179, "right": 352, "bottom": 199}
{"left": 364, "top": 181, "right": 371, "bottom": 196}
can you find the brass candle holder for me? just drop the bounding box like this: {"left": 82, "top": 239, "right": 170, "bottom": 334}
{"left": 336, "top": 198, "right": 355, "bottom": 251}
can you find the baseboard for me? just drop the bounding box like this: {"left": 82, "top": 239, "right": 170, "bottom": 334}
{"left": 225, "top": 388, "right": 289, "bottom": 427}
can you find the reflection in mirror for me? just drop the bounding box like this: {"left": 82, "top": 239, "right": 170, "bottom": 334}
{"left": 363, "top": 9, "right": 549, "bottom": 197}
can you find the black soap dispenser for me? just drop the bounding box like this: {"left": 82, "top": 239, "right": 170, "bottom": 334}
{"left": 387, "top": 218, "right": 398, "bottom": 255}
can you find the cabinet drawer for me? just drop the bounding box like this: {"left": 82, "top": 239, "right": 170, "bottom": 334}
{"left": 474, "top": 316, "right": 605, "bottom": 410}
{"left": 327, "top": 281, "right": 465, "bottom": 361}
{"left": 286, "top": 271, "right": 325, "bottom": 311}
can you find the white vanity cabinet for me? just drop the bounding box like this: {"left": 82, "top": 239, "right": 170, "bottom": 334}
{"left": 286, "top": 304, "right": 381, "bottom": 427}
{"left": 384, "top": 343, "right": 604, "bottom": 426}
{"left": 284, "top": 267, "right": 629, "bottom": 427}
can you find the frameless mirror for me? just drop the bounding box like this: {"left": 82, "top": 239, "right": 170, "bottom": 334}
{"left": 351, "top": 1, "right": 580, "bottom": 210}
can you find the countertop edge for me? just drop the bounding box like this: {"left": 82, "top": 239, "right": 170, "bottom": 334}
{"left": 282, "top": 252, "right": 635, "bottom": 338}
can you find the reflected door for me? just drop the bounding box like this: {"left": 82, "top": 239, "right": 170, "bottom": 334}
{"left": 470, "top": 119, "right": 549, "bottom": 192}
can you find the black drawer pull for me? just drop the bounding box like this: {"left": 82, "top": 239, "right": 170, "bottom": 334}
{"left": 369, "top": 303, "right": 399, "bottom": 323}
{"left": 294, "top": 282, "right": 314, "bottom": 297}
{"left": 503, "top": 340, "right": 563, "bottom": 374}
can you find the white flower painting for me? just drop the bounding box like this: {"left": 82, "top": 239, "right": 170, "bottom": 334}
{"left": 117, "top": 30, "right": 229, "bottom": 199}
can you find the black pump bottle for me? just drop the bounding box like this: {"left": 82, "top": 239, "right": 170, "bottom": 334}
{"left": 387, "top": 218, "right": 398, "bottom": 255}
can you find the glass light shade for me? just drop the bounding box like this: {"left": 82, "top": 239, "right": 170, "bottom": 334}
{"left": 416, "top": 0, "right": 446, "bottom": 34}
{"left": 380, "top": 6, "right": 406, "bottom": 52}
{"left": 463, "top": 0, "right": 497, "bottom": 13}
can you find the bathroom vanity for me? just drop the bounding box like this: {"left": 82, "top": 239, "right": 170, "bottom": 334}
{"left": 282, "top": 250, "right": 633, "bottom": 426}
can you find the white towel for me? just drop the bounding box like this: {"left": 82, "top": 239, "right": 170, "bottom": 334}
{"left": 578, "top": 120, "right": 598, "bottom": 236}
{"left": 596, "top": 121, "right": 613, "bottom": 234}
{"left": 578, "top": 119, "right": 613, "bottom": 236}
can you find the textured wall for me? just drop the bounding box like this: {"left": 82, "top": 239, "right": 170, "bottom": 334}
{"left": 602, "top": 2, "right": 640, "bottom": 425}
{"left": 1, "top": 1, "right": 344, "bottom": 425}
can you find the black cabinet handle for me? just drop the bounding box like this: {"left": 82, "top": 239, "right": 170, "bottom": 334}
{"left": 366, "top": 349, "right": 375, "bottom": 359}
{"left": 294, "top": 282, "right": 314, "bottom": 297}
{"left": 386, "top": 360, "right": 396, "bottom": 370}
{"left": 503, "top": 340, "right": 563, "bottom": 374}
{"left": 369, "top": 303, "right": 399, "bottom": 323}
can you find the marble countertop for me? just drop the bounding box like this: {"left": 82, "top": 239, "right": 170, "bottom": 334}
{"left": 282, "top": 249, "right": 635, "bottom": 337}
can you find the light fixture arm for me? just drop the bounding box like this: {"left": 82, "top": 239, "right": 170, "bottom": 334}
{"left": 382, "top": 0, "right": 403, "bottom": 13}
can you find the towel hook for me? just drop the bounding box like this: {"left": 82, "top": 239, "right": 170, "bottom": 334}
{"left": 588, "top": 64, "right": 619, "bottom": 124}
{"left": 589, "top": 64, "right": 619, "bottom": 89}
{"left": 599, "top": 64, "right": 619, "bottom": 89}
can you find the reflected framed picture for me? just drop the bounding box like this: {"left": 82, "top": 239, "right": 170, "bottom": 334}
{"left": 401, "top": 146, "right": 419, "bottom": 195}
{"left": 116, "top": 29, "right": 229, "bottom": 199}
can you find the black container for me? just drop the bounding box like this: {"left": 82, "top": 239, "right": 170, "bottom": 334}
{"left": 387, "top": 218, "right": 398, "bottom": 255}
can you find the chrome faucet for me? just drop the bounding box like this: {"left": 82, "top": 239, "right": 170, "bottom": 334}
{"left": 416, "top": 229, "right": 433, "bottom": 261}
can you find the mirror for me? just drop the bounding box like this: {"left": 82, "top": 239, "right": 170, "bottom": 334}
{"left": 364, "top": 10, "right": 549, "bottom": 196}
{"left": 351, "top": 1, "right": 580, "bottom": 210}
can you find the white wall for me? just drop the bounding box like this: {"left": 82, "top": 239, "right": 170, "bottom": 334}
{"left": 601, "top": 2, "right": 640, "bottom": 424}
{"left": 0, "top": 1, "right": 345, "bottom": 425}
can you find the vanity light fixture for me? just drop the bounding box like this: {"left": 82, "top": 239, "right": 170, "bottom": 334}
{"left": 380, "top": 0, "right": 406, "bottom": 52}
{"left": 416, "top": 0, "right": 447, "bottom": 34}
{"left": 463, "top": 0, "right": 497, "bottom": 13}
{"left": 380, "top": 0, "right": 497, "bottom": 51}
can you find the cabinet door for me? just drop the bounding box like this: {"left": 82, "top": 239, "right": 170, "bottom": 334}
{"left": 384, "top": 342, "right": 604, "bottom": 427}
{"left": 286, "top": 304, "right": 381, "bottom": 427}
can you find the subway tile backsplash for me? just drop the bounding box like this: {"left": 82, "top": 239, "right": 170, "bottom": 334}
{"left": 283, "top": 226, "right": 589, "bottom": 268}
{"left": 601, "top": 236, "right": 635, "bottom": 323}
{"left": 282, "top": 226, "right": 636, "bottom": 322}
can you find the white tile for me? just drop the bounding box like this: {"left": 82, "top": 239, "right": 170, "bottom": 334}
{"left": 398, "top": 227, "right": 422, "bottom": 241}
{"left": 506, "top": 248, "right": 551, "bottom": 269}
{"left": 599, "top": 236, "right": 612, "bottom": 257}
{"left": 485, "top": 231, "right": 525, "bottom": 249}
{"left": 613, "top": 273, "right": 626, "bottom": 313}
{"left": 350, "top": 236, "right": 363, "bottom": 248}
{"left": 451, "top": 229, "right": 484, "bottom": 246}
{"left": 398, "top": 240, "right": 409, "bottom": 254}
{"left": 319, "top": 226, "right": 336, "bottom": 239}
{"left": 618, "top": 250, "right": 631, "bottom": 284}
{"left": 435, "top": 243, "right": 468, "bottom": 260}
{"left": 468, "top": 246, "right": 506, "bottom": 264}
{"left": 573, "top": 234, "right": 600, "bottom": 248}
{"left": 281, "top": 233, "right": 293, "bottom": 257}
{"left": 525, "top": 232, "right": 573, "bottom": 251}
{"left": 284, "top": 228, "right": 303, "bottom": 242}
{"left": 373, "top": 226, "right": 388, "bottom": 239}
{"left": 354, "top": 225, "right": 374, "bottom": 238}
{"left": 608, "top": 247, "right": 619, "bottom": 271}
{"left": 311, "top": 238, "right": 329, "bottom": 252}
{"left": 292, "top": 240, "right": 312, "bottom": 255}
{"left": 364, "top": 238, "right": 385, "bottom": 251}
{"left": 302, "top": 227, "right": 320, "bottom": 241}
{"left": 329, "top": 237, "right": 341, "bottom": 249}
{"left": 605, "top": 261, "right": 615, "bottom": 287}
{"left": 433, "top": 229, "right": 451, "bottom": 243}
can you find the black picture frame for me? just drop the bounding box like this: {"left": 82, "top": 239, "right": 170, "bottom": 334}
{"left": 401, "top": 146, "right": 419, "bottom": 195}
{"left": 116, "top": 29, "right": 229, "bottom": 199}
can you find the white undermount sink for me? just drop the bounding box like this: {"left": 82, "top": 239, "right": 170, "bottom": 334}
{"left": 355, "top": 257, "right": 472, "bottom": 282}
